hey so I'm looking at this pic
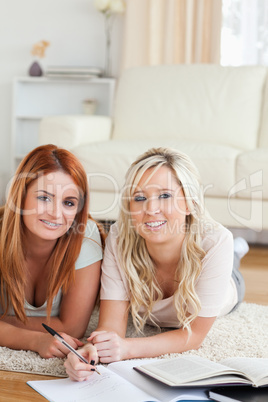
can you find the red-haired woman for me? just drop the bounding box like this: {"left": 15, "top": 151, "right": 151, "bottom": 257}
{"left": 0, "top": 144, "right": 104, "bottom": 360}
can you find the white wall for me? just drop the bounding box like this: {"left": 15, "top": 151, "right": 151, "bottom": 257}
{"left": 0, "top": 0, "right": 124, "bottom": 203}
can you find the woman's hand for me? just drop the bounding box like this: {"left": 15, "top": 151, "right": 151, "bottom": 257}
{"left": 88, "top": 330, "right": 129, "bottom": 363}
{"left": 64, "top": 343, "right": 98, "bottom": 382}
{"left": 34, "top": 332, "right": 84, "bottom": 359}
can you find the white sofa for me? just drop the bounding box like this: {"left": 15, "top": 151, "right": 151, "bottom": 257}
{"left": 39, "top": 65, "right": 268, "bottom": 232}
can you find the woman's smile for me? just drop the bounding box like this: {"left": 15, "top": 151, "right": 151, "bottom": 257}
{"left": 40, "top": 219, "right": 63, "bottom": 229}
{"left": 145, "top": 220, "right": 167, "bottom": 230}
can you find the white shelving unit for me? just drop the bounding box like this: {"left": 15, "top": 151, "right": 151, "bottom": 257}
{"left": 11, "top": 76, "right": 116, "bottom": 173}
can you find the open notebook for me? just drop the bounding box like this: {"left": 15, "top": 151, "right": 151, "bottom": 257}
{"left": 28, "top": 358, "right": 210, "bottom": 402}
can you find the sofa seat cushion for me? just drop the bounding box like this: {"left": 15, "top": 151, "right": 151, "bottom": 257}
{"left": 236, "top": 148, "right": 268, "bottom": 199}
{"left": 72, "top": 139, "right": 241, "bottom": 198}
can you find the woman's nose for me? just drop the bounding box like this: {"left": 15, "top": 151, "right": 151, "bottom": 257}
{"left": 145, "top": 196, "right": 160, "bottom": 214}
{"left": 47, "top": 200, "right": 62, "bottom": 218}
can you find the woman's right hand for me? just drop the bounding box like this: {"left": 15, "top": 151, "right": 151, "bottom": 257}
{"left": 34, "top": 332, "right": 84, "bottom": 359}
{"left": 64, "top": 343, "right": 98, "bottom": 382}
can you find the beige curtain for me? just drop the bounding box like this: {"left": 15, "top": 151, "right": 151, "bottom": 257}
{"left": 121, "top": 0, "right": 222, "bottom": 71}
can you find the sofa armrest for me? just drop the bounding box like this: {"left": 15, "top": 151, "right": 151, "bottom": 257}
{"left": 38, "top": 115, "right": 112, "bottom": 149}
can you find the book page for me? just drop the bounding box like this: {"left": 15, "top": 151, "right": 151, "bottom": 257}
{"left": 108, "top": 359, "right": 209, "bottom": 401}
{"left": 27, "top": 365, "right": 156, "bottom": 402}
{"left": 220, "top": 358, "right": 268, "bottom": 386}
{"left": 135, "top": 356, "right": 251, "bottom": 386}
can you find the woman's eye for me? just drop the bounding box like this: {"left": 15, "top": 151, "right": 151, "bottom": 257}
{"left": 134, "top": 195, "right": 146, "bottom": 202}
{"left": 64, "top": 200, "right": 76, "bottom": 207}
{"left": 159, "top": 193, "right": 172, "bottom": 199}
{"left": 37, "top": 196, "right": 50, "bottom": 202}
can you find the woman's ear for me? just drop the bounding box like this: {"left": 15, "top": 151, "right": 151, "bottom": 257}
{"left": 185, "top": 204, "right": 191, "bottom": 216}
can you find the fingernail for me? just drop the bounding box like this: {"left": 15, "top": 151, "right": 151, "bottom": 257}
{"left": 90, "top": 368, "right": 95, "bottom": 372}
{"left": 90, "top": 360, "right": 95, "bottom": 365}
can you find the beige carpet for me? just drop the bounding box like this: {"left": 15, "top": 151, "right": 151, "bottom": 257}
{"left": 0, "top": 302, "right": 267, "bottom": 377}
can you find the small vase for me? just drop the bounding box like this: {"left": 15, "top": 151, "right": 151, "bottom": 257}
{"left": 29, "top": 61, "right": 43, "bottom": 77}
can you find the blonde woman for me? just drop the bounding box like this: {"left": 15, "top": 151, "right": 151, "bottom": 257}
{"left": 65, "top": 147, "right": 246, "bottom": 381}
{"left": 0, "top": 144, "right": 104, "bottom": 361}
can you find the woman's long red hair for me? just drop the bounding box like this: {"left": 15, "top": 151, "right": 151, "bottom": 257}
{"left": 0, "top": 144, "right": 104, "bottom": 322}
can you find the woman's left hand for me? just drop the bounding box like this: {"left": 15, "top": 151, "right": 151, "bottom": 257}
{"left": 88, "top": 330, "right": 129, "bottom": 363}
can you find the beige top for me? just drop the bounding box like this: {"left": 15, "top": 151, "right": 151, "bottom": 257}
{"left": 100, "top": 223, "right": 237, "bottom": 328}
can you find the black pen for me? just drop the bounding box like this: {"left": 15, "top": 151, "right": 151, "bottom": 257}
{"left": 42, "top": 323, "right": 101, "bottom": 375}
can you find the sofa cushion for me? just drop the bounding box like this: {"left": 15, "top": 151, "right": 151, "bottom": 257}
{"left": 236, "top": 148, "right": 268, "bottom": 199}
{"left": 39, "top": 115, "right": 112, "bottom": 149}
{"left": 72, "top": 139, "right": 241, "bottom": 198}
{"left": 112, "top": 65, "right": 266, "bottom": 150}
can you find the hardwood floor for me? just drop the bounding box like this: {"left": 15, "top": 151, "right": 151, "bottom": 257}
{"left": 239, "top": 244, "right": 268, "bottom": 305}
{"left": 0, "top": 371, "right": 58, "bottom": 402}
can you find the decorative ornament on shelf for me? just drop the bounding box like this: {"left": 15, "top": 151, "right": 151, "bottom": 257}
{"left": 94, "top": 0, "right": 126, "bottom": 78}
{"left": 29, "top": 40, "right": 50, "bottom": 77}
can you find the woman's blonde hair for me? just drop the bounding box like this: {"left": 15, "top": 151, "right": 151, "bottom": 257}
{"left": 0, "top": 144, "right": 105, "bottom": 323}
{"left": 117, "top": 147, "right": 214, "bottom": 333}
